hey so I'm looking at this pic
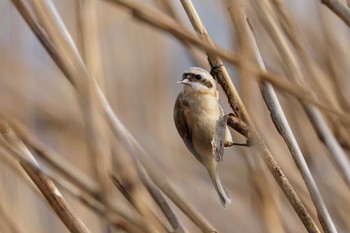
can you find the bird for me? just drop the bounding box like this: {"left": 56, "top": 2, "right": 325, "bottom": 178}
{"left": 173, "top": 67, "right": 232, "bottom": 207}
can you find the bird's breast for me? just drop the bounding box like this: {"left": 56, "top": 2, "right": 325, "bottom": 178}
{"left": 184, "top": 95, "right": 221, "bottom": 125}
{"left": 183, "top": 95, "right": 222, "bottom": 157}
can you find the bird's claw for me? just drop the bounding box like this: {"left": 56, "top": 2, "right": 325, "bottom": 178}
{"left": 210, "top": 64, "right": 224, "bottom": 78}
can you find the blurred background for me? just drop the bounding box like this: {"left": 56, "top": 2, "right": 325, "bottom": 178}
{"left": 0, "top": 0, "right": 350, "bottom": 232}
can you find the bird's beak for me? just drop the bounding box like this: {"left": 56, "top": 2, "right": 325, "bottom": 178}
{"left": 177, "top": 79, "right": 190, "bottom": 85}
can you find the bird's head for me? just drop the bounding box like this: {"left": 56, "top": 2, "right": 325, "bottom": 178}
{"left": 178, "top": 67, "right": 217, "bottom": 94}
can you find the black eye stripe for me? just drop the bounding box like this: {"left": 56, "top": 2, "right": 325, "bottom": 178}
{"left": 182, "top": 73, "right": 214, "bottom": 88}
{"left": 200, "top": 79, "right": 213, "bottom": 88}
{"left": 182, "top": 73, "right": 189, "bottom": 80}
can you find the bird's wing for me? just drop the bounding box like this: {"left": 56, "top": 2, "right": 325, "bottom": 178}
{"left": 218, "top": 102, "right": 233, "bottom": 146}
{"left": 218, "top": 102, "right": 225, "bottom": 117}
{"left": 173, "top": 93, "right": 201, "bottom": 161}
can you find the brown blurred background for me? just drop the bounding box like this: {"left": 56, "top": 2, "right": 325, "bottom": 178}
{"left": 0, "top": 0, "right": 350, "bottom": 232}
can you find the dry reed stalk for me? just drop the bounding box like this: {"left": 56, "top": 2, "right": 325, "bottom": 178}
{"left": 9, "top": 120, "right": 100, "bottom": 196}
{"left": 110, "top": 176, "right": 170, "bottom": 233}
{"left": 16, "top": 0, "right": 215, "bottom": 232}
{"left": 31, "top": 3, "right": 112, "bottom": 223}
{"left": 77, "top": 1, "right": 113, "bottom": 231}
{"left": 242, "top": 147, "right": 288, "bottom": 233}
{"left": 111, "top": 153, "right": 185, "bottom": 233}
{"left": 230, "top": 2, "right": 287, "bottom": 232}
{"left": 10, "top": 0, "right": 76, "bottom": 86}
{"left": 252, "top": 0, "right": 350, "bottom": 187}
{"left": 7, "top": 0, "right": 348, "bottom": 232}
{"left": 321, "top": 24, "right": 350, "bottom": 112}
{"left": 135, "top": 162, "right": 187, "bottom": 233}
{"left": 26, "top": 1, "right": 169, "bottom": 232}
{"left": 105, "top": 0, "right": 350, "bottom": 132}
{"left": 0, "top": 122, "right": 91, "bottom": 233}
{"left": 0, "top": 136, "right": 147, "bottom": 233}
{"left": 146, "top": 174, "right": 217, "bottom": 233}
{"left": 0, "top": 144, "right": 146, "bottom": 233}
{"left": 52, "top": 173, "right": 146, "bottom": 233}
{"left": 254, "top": 174, "right": 288, "bottom": 233}
{"left": 112, "top": 129, "right": 211, "bottom": 230}
{"left": 270, "top": 0, "right": 350, "bottom": 150}
{"left": 153, "top": 0, "right": 207, "bottom": 68}
{"left": 180, "top": 0, "right": 246, "bottom": 120}
{"left": 111, "top": 161, "right": 167, "bottom": 233}
{"left": 230, "top": 2, "right": 289, "bottom": 233}
{"left": 271, "top": 0, "right": 339, "bottom": 106}
{"left": 319, "top": 11, "right": 350, "bottom": 147}
{"left": 78, "top": 0, "right": 112, "bottom": 199}
{"left": 10, "top": 1, "right": 195, "bottom": 232}
{"left": 321, "top": 0, "right": 350, "bottom": 26}
{"left": 229, "top": 2, "right": 338, "bottom": 233}
{"left": 178, "top": 0, "right": 319, "bottom": 232}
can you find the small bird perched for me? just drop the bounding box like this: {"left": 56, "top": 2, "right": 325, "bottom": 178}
{"left": 173, "top": 67, "right": 232, "bottom": 207}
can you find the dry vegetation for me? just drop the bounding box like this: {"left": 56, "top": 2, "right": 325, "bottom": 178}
{"left": 0, "top": 0, "right": 350, "bottom": 232}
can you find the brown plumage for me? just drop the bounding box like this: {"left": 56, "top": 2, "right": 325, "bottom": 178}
{"left": 173, "top": 67, "right": 232, "bottom": 207}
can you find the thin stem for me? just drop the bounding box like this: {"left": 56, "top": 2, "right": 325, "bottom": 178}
{"left": 104, "top": 0, "right": 350, "bottom": 126}
{"left": 97, "top": 83, "right": 217, "bottom": 233}
{"left": 78, "top": 0, "right": 112, "bottom": 200}
{"left": 252, "top": 0, "right": 350, "bottom": 187}
{"left": 27, "top": 1, "right": 165, "bottom": 232}
{"left": 136, "top": 162, "right": 187, "bottom": 233}
{"left": 179, "top": 0, "right": 320, "bottom": 232}
{"left": 10, "top": 120, "right": 100, "bottom": 197}
{"left": 321, "top": 0, "right": 350, "bottom": 27}
{"left": 10, "top": 1, "right": 214, "bottom": 232}
{"left": 153, "top": 0, "right": 207, "bottom": 68}
{"left": 0, "top": 135, "right": 146, "bottom": 233}
{"left": 0, "top": 122, "right": 91, "bottom": 233}
{"left": 229, "top": 4, "right": 338, "bottom": 233}
{"left": 271, "top": 0, "right": 350, "bottom": 150}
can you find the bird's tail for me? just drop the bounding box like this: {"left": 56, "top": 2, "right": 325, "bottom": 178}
{"left": 206, "top": 162, "right": 231, "bottom": 207}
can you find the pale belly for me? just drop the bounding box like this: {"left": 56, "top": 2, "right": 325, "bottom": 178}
{"left": 191, "top": 115, "right": 218, "bottom": 158}
{"left": 183, "top": 95, "right": 232, "bottom": 159}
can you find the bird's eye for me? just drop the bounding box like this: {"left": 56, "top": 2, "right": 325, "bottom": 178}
{"left": 195, "top": 74, "right": 202, "bottom": 80}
